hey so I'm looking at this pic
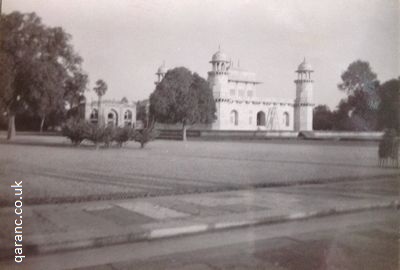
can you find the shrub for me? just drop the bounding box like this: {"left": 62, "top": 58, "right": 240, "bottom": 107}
{"left": 85, "top": 123, "right": 107, "bottom": 148}
{"left": 378, "top": 129, "right": 399, "bottom": 167}
{"left": 62, "top": 119, "right": 89, "bottom": 146}
{"left": 114, "top": 126, "right": 135, "bottom": 147}
{"left": 103, "top": 125, "right": 116, "bottom": 148}
{"left": 62, "top": 119, "right": 150, "bottom": 149}
{"left": 134, "top": 126, "right": 159, "bottom": 148}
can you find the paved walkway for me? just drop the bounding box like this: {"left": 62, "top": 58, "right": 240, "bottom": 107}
{"left": 0, "top": 177, "right": 398, "bottom": 259}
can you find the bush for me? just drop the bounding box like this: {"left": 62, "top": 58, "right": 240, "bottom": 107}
{"left": 114, "top": 126, "right": 135, "bottom": 147}
{"left": 103, "top": 125, "right": 116, "bottom": 147}
{"left": 62, "top": 119, "right": 89, "bottom": 145}
{"left": 62, "top": 119, "right": 155, "bottom": 149}
{"left": 85, "top": 123, "right": 107, "bottom": 148}
{"left": 378, "top": 129, "right": 399, "bottom": 167}
{"left": 134, "top": 126, "right": 159, "bottom": 148}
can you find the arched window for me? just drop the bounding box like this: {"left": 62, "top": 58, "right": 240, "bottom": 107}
{"left": 283, "top": 112, "right": 290, "bottom": 127}
{"left": 124, "top": 110, "right": 132, "bottom": 126}
{"left": 90, "top": 109, "right": 98, "bottom": 124}
{"left": 230, "top": 110, "right": 238, "bottom": 126}
{"left": 256, "top": 111, "right": 266, "bottom": 126}
{"left": 107, "top": 110, "right": 118, "bottom": 126}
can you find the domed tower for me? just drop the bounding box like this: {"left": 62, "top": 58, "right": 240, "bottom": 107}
{"left": 207, "top": 47, "right": 231, "bottom": 98}
{"left": 294, "top": 58, "right": 314, "bottom": 131}
{"left": 155, "top": 63, "right": 167, "bottom": 85}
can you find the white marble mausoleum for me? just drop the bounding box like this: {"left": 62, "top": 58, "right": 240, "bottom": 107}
{"left": 155, "top": 48, "right": 314, "bottom": 131}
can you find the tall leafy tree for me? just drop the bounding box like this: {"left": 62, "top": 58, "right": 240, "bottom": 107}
{"left": 0, "top": 12, "right": 87, "bottom": 138}
{"left": 136, "top": 100, "right": 149, "bottom": 128}
{"left": 64, "top": 71, "right": 89, "bottom": 120}
{"left": 0, "top": 51, "right": 16, "bottom": 137}
{"left": 338, "top": 60, "right": 378, "bottom": 95}
{"left": 336, "top": 60, "right": 380, "bottom": 130}
{"left": 377, "top": 78, "right": 400, "bottom": 133}
{"left": 313, "top": 105, "right": 334, "bottom": 130}
{"left": 93, "top": 79, "right": 108, "bottom": 126}
{"left": 150, "top": 67, "right": 216, "bottom": 140}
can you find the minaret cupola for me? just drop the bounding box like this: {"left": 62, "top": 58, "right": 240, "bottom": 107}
{"left": 155, "top": 62, "right": 167, "bottom": 85}
{"left": 295, "top": 57, "right": 313, "bottom": 82}
{"left": 209, "top": 46, "right": 230, "bottom": 74}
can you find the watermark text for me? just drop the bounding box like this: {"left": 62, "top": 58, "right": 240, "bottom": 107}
{"left": 11, "top": 181, "right": 24, "bottom": 263}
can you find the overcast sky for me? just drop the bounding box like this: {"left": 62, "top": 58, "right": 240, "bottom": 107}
{"left": 3, "top": 0, "right": 399, "bottom": 108}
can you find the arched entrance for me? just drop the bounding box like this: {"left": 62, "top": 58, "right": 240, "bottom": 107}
{"left": 107, "top": 109, "right": 118, "bottom": 126}
{"left": 90, "top": 109, "right": 98, "bottom": 124}
{"left": 257, "top": 111, "right": 266, "bottom": 126}
{"left": 124, "top": 110, "right": 133, "bottom": 127}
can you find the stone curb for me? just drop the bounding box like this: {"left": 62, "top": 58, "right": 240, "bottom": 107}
{"left": 148, "top": 200, "right": 399, "bottom": 240}
{"left": 1, "top": 200, "right": 397, "bottom": 260}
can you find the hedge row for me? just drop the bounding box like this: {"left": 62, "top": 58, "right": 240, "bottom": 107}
{"left": 61, "top": 119, "right": 158, "bottom": 148}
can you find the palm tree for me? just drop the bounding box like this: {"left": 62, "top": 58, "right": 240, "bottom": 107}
{"left": 93, "top": 79, "right": 108, "bottom": 126}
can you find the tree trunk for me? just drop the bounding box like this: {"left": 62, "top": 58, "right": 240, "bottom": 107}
{"left": 182, "top": 124, "right": 187, "bottom": 141}
{"left": 40, "top": 116, "right": 46, "bottom": 133}
{"left": 97, "top": 96, "right": 102, "bottom": 126}
{"left": 7, "top": 113, "right": 16, "bottom": 140}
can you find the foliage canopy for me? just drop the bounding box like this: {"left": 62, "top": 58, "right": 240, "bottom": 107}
{"left": 149, "top": 67, "right": 216, "bottom": 140}
{"left": 0, "top": 11, "right": 87, "bottom": 138}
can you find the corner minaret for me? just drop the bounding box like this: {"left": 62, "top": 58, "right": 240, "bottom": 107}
{"left": 155, "top": 62, "right": 166, "bottom": 85}
{"left": 294, "top": 58, "right": 314, "bottom": 131}
{"left": 207, "top": 46, "right": 230, "bottom": 98}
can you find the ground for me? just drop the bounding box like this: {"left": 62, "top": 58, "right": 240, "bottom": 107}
{"left": 2, "top": 209, "right": 397, "bottom": 270}
{"left": 0, "top": 135, "right": 398, "bottom": 270}
{"left": 85, "top": 209, "right": 399, "bottom": 270}
{"left": 0, "top": 135, "right": 397, "bottom": 205}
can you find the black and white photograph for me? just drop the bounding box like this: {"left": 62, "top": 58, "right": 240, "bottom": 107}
{"left": 0, "top": 0, "right": 399, "bottom": 269}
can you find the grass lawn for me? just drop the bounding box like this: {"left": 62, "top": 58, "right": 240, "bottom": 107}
{"left": 0, "top": 135, "right": 398, "bottom": 205}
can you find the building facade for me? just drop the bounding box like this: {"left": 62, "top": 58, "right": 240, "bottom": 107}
{"left": 84, "top": 99, "right": 137, "bottom": 128}
{"left": 156, "top": 49, "right": 314, "bottom": 131}
{"left": 208, "top": 49, "right": 313, "bottom": 131}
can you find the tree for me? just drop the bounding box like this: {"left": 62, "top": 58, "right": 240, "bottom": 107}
{"left": 136, "top": 100, "right": 149, "bottom": 128}
{"left": 0, "top": 51, "right": 16, "bottom": 138}
{"left": 331, "top": 99, "right": 353, "bottom": 130}
{"left": 336, "top": 60, "right": 380, "bottom": 131}
{"left": 133, "top": 121, "right": 158, "bottom": 148}
{"left": 313, "top": 105, "right": 334, "bottom": 130}
{"left": 338, "top": 60, "right": 378, "bottom": 95}
{"left": 64, "top": 71, "right": 89, "bottom": 120}
{"left": 149, "top": 67, "right": 216, "bottom": 141}
{"left": 0, "top": 12, "right": 87, "bottom": 138}
{"left": 377, "top": 78, "right": 400, "bottom": 133}
{"left": 31, "top": 61, "right": 67, "bottom": 132}
{"left": 93, "top": 79, "right": 107, "bottom": 126}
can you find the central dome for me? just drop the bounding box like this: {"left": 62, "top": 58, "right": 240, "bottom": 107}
{"left": 211, "top": 50, "right": 229, "bottom": 62}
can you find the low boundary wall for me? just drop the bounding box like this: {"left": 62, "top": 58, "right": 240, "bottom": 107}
{"left": 157, "top": 129, "right": 384, "bottom": 141}
{"left": 0, "top": 129, "right": 384, "bottom": 142}
{"left": 301, "top": 131, "right": 384, "bottom": 141}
